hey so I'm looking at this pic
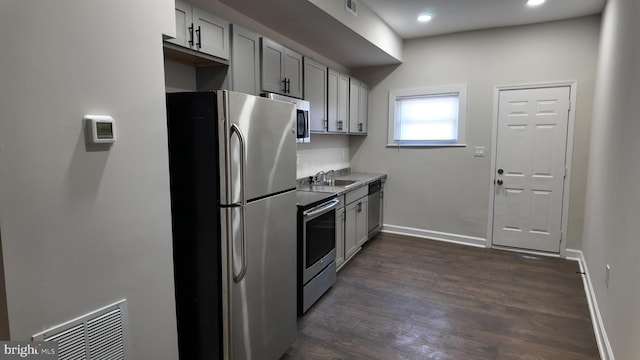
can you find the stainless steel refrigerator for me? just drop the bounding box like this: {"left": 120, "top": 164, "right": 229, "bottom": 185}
{"left": 166, "top": 90, "right": 297, "bottom": 360}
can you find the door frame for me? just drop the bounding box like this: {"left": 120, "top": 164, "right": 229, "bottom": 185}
{"left": 486, "top": 81, "right": 577, "bottom": 258}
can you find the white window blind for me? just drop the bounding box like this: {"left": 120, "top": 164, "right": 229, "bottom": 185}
{"left": 388, "top": 84, "right": 467, "bottom": 147}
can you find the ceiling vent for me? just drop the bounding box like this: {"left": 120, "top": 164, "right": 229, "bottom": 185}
{"left": 346, "top": 0, "right": 357, "bottom": 16}
{"left": 32, "top": 299, "right": 130, "bottom": 360}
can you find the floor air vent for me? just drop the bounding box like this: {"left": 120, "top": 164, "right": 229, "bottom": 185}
{"left": 32, "top": 299, "right": 130, "bottom": 360}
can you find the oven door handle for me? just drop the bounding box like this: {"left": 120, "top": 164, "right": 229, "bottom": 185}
{"left": 303, "top": 199, "right": 340, "bottom": 219}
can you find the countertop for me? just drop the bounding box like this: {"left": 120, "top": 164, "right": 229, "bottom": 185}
{"left": 296, "top": 172, "right": 387, "bottom": 206}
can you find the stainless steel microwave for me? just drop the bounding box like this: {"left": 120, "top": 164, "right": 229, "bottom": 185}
{"left": 264, "top": 93, "right": 310, "bottom": 143}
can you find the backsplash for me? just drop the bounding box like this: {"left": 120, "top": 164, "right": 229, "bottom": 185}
{"left": 296, "top": 134, "right": 350, "bottom": 179}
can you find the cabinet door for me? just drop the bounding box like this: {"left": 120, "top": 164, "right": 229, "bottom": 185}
{"left": 349, "top": 78, "right": 361, "bottom": 133}
{"left": 327, "top": 70, "right": 338, "bottom": 132}
{"left": 327, "top": 69, "right": 349, "bottom": 133}
{"left": 231, "top": 25, "right": 260, "bottom": 95}
{"left": 337, "top": 73, "right": 350, "bottom": 133}
{"left": 261, "top": 38, "right": 285, "bottom": 94}
{"left": 345, "top": 202, "right": 359, "bottom": 260}
{"left": 355, "top": 197, "right": 369, "bottom": 246}
{"left": 303, "top": 58, "right": 327, "bottom": 132}
{"left": 284, "top": 49, "right": 303, "bottom": 98}
{"left": 168, "top": 0, "right": 193, "bottom": 49}
{"left": 335, "top": 207, "right": 345, "bottom": 269}
{"left": 359, "top": 82, "right": 369, "bottom": 134}
{"left": 193, "top": 8, "right": 230, "bottom": 60}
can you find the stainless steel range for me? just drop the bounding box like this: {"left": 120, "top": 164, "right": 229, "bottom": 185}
{"left": 296, "top": 191, "right": 339, "bottom": 314}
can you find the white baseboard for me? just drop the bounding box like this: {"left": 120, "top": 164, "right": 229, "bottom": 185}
{"left": 381, "top": 224, "right": 487, "bottom": 248}
{"left": 565, "top": 248, "right": 582, "bottom": 261}
{"left": 566, "top": 249, "right": 614, "bottom": 360}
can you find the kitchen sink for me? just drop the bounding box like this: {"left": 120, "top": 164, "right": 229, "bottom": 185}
{"left": 332, "top": 179, "right": 359, "bottom": 188}
{"left": 333, "top": 179, "right": 356, "bottom": 186}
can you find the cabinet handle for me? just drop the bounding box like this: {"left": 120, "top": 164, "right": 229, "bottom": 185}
{"left": 358, "top": 123, "right": 363, "bottom": 132}
{"left": 324, "top": 119, "right": 328, "bottom": 130}
{"left": 282, "top": 78, "right": 287, "bottom": 93}
{"left": 196, "top": 26, "right": 202, "bottom": 49}
{"left": 357, "top": 202, "right": 362, "bottom": 213}
{"left": 286, "top": 78, "right": 291, "bottom": 93}
{"left": 188, "top": 24, "right": 194, "bottom": 47}
{"left": 337, "top": 120, "right": 342, "bottom": 131}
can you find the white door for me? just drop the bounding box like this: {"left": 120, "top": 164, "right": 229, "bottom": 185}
{"left": 492, "top": 86, "right": 570, "bottom": 253}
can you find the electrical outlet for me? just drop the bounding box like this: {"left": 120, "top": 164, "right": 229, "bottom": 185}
{"left": 605, "top": 264, "right": 611, "bottom": 288}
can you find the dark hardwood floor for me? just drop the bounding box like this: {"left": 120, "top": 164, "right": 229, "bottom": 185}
{"left": 283, "top": 232, "right": 599, "bottom": 360}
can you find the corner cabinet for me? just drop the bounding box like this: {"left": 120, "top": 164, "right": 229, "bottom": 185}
{"left": 261, "top": 38, "right": 303, "bottom": 98}
{"left": 349, "top": 78, "right": 368, "bottom": 135}
{"left": 303, "top": 58, "right": 328, "bottom": 132}
{"left": 230, "top": 24, "right": 260, "bottom": 95}
{"left": 328, "top": 69, "right": 349, "bottom": 133}
{"left": 168, "top": 0, "right": 230, "bottom": 60}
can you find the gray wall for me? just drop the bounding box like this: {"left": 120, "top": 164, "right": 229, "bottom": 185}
{"left": 352, "top": 16, "right": 600, "bottom": 250}
{"left": 0, "top": 1, "right": 179, "bottom": 358}
{"left": 582, "top": 0, "right": 640, "bottom": 358}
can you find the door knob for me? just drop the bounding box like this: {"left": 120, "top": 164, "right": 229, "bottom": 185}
{"left": 498, "top": 169, "right": 504, "bottom": 175}
{"left": 497, "top": 179, "right": 504, "bottom": 185}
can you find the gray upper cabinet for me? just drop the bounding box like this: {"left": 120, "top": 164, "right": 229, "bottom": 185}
{"left": 349, "top": 78, "right": 368, "bottom": 135}
{"left": 167, "top": 0, "right": 230, "bottom": 60}
{"left": 168, "top": 0, "right": 192, "bottom": 50}
{"left": 261, "top": 38, "right": 303, "bottom": 98}
{"left": 328, "top": 69, "right": 349, "bottom": 133}
{"left": 284, "top": 50, "right": 303, "bottom": 98}
{"left": 359, "top": 81, "right": 369, "bottom": 134}
{"left": 303, "top": 58, "right": 328, "bottom": 133}
{"left": 230, "top": 24, "right": 260, "bottom": 95}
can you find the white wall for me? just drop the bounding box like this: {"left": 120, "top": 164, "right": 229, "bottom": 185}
{"left": 0, "top": 1, "right": 179, "bottom": 358}
{"left": 582, "top": 0, "right": 640, "bottom": 358}
{"left": 352, "top": 16, "right": 600, "bottom": 249}
{"left": 296, "top": 135, "right": 350, "bottom": 179}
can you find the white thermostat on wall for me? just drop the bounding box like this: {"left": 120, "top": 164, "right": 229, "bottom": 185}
{"left": 84, "top": 114, "right": 117, "bottom": 145}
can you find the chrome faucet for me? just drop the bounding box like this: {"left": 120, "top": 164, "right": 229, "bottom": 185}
{"left": 326, "top": 170, "right": 335, "bottom": 186}
{"left": 314, "top": 171, "right": 326, "bottom": 185}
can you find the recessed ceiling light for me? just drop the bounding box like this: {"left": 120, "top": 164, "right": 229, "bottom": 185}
{"left": 527, "top": 0, "right": 546, "bottom": 6}
{"left": 417, "top": 13, "right": 433, "bottom": 23}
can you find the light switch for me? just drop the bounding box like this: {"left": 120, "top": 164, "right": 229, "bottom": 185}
{"left": 474, "top": 146, "right": 485, "bottom": 157}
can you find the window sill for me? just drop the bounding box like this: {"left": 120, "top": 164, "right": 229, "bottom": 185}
{"left": 386, "top": 143, "right": 467, "bottom": 148}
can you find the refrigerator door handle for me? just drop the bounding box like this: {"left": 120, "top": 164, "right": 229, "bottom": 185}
{"left": 230, "top": 124, "right": 248, "bottom": 282}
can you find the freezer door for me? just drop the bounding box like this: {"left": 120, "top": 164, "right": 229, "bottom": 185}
{"left": 219, "top": 91, "right": 297, "bottom": 204}
{"left": 229, "top": 190, "right": 297, "bottom": 360}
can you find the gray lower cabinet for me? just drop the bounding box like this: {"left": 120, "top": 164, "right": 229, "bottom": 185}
{"left": 261, "top": 38, "right": 303, "bottom": 98}
{"left": 169, "top": 0, "right": 230, "bottom": 60}
{"left": 356, "top": 196, "right": 369, "bottom": 247}
{"left": 344, "top": 201, "right": 359, "bottom": 261}
{"left": 230, "top": 24, "right": 260, "bottom": 95}
{"left": 303, "top": 58, "right": 327, "bottom": 132}
{"left": 343, "top": 186, "right": 368, "bottom": 264}
{"left": 335, "top": 203, "right": 345, "bottom": 269}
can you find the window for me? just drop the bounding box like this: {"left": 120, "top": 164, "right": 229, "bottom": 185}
{"left": 388, "top": 84, "right": 467, "bottom": 147}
